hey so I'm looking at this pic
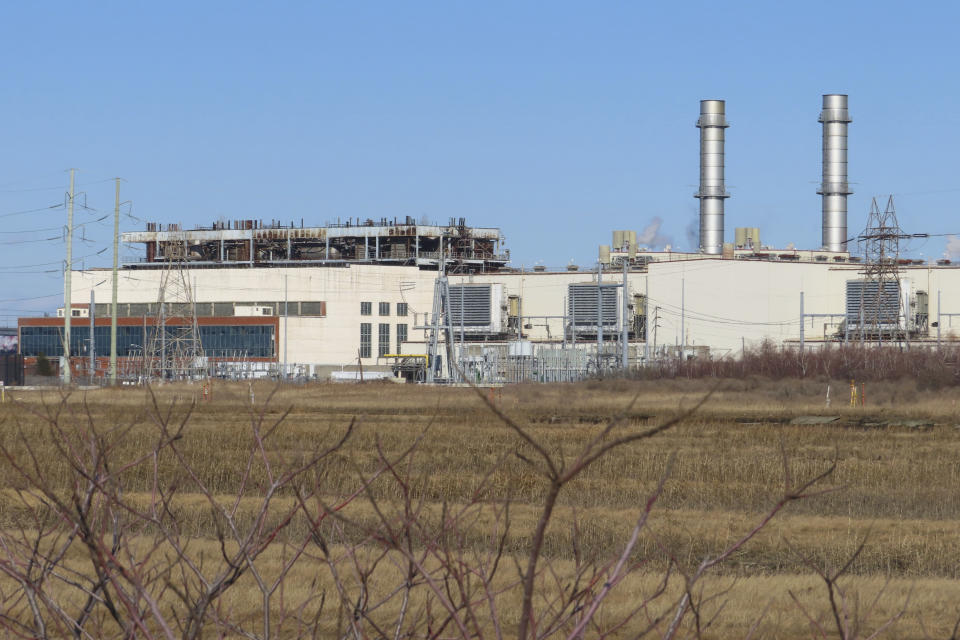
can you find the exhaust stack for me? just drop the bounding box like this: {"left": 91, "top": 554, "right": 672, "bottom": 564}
{"left": 695, "top": 100, "right": 729, "bottom": 255}
{"left": 818, "top": 94, "right": 852, "bottom": 252}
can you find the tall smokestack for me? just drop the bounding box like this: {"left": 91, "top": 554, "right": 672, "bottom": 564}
{"left": 818, "top": 94, "right": 852, "bottom": 252}
{"left": 695, "top": 99, "right": 729, "bottom": 255}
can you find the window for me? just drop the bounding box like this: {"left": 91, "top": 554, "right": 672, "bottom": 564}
{"left": 397, "top": 302, "right": 408, "bottom": 317}
{"left": 198, "top": 325, "right": 275, "bottom": 358}
{"left": 213, "top": 302, "right": 234, "bottom": 317}
{"left": 396, "top": 323, "right": 407, "bottom": 354}
{"left": 360, "top": 323, "right": 372, "bottom": 358}
{"left": 378, "top": 323, "right": 390, "bottom": 357}
{"left": 361, "top": 301, "right": 372, "bottom": 316}
{"left": 18, "top": 323, "right": 275, "bottom": 358}
{"left": 379, "top": 302, "right": 390, "bottom": 316}
{"left": 300, "top": 301, "right": 326, "bottom": 317}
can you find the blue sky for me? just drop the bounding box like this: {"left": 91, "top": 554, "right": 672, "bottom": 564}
{"left": 2, "top": 1, "right": 959, "bottom": 320}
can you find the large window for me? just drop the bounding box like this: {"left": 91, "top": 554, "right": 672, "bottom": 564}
{"left": 396, "top": 323, "right": 407, "bottom": 354}
{"left": 379, "top": 302, "right": 390, "bottom": 316}
{"left": 360, "top": 323, "right": 372, "bottom": 358}
{"left": 19, "top": 324, "right": 274, "bottom": 358}
{"left": 397, "top": 302, "right": 408, "bottom": 317}
{"left": 198, "top": 325, "right": 274, "bottom": 358}
{"left": 361, "top": 301, "right": 372, "bottom": 316}
{"left": 378, "top": 323, "right": 390, "bottom": 357}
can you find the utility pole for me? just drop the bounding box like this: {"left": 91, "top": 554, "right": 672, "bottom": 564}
{"left": 283, "top": 273, "right": 288, "bottom": 378}
{"left": 800, "top": 290, "right": 805, "bottom": 352}
{"left": 597, "top": 262, "right": 603, "bottom": 370}
{"left": 621, "top": 259, "right": 628, "bottom": 369}
{"left": 562, "top": 296, "right": 567, "bottom": 349}
{"left": 938, "top": 289, "right": 942, "bottom": 349}
{"left": 63, "top": 169, "right": 76, "bottom": 385}
{"left": 160, "top": 302, "right": 166, "bottom": 379}
{"left": 652, "top": 306, "right": 658, "bottom": 356}
{"left": 643, "top": 275, "right": 649, "bottom": 365}
{"left": 110, "top": 178, "right": 120, "bottom": 385}
{"left": 680, "top": 277, "right": 685, "bottom": 358}
{"left": 90, "top": 290, "right": 96, "bottom": 383}
{"left": 571, "top": 293, "right": 576, "bottom": 348}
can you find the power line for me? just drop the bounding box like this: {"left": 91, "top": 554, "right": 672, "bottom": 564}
{"left": 0, "top": 177, "right": 117, "bottom": 194}
{"left": 0, "top": 292, "right": 62, "bottom": 304}
{"left": 0, "top": 203, "right": 65, "bottom": 219}
{"left": 0, "top": 247, "right": 108, "bottom": 271}
{"left": 0, "top": 235, "right": 61, "bottom": 245}
{"left": 0, "top": 214, "right": 109, "bottom": 234}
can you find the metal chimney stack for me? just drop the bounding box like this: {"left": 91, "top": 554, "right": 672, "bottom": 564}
{"left": 695, "top": 100, "right": 729, "bottom": 254}
{"left": 818, "top": 94, "right": 852, "bottom": 252}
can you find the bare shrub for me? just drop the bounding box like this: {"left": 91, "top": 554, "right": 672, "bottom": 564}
{"left": 0, "top": 384, "right": 910, "bottom": 639}
{"left": 638, "top": 341, "right": 960, "bottom": 387}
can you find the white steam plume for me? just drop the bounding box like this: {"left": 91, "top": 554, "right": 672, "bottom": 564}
{"left": 636, "top": 217, "right": 672, "bottom": 249}
{"left": 944, "top": 235, "right": 960, "bottom": 260}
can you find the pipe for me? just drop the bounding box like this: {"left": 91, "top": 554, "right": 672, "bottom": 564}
{"left": 818, "top": 94, "right": 852, "bottom": 252}
{"left": 695, "top": 100, "right": 729, "bottom": 255}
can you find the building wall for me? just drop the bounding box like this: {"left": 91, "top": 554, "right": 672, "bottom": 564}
{"left": 72, "top": 265, "right": 437, "bottom": 368}
{"left": 66, "top": 261, "right": 960, "bottom": 372}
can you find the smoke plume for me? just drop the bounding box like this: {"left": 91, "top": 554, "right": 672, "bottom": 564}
{"left": 685, "top": 215, "right": 699, "bottom": 252}
{"left": 636, "top": 217, "right": 672, "bottom": 249}
{"left": 944, "top": 235, "right": 960, "bottom": 261}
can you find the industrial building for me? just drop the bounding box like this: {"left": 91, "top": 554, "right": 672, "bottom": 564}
{"left": 17, "top": 94, "right": 960, "bottom": 383}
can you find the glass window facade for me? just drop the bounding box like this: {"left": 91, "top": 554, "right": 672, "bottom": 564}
{"left": 397, "top": 302, "right": 408, "bottom": 316}
{"left": 20, "top": 324, "right": 275, "bottom": 358}
{"left": 19, "top": 326, "right": 144, "bottom": 359}
{"left": 378, "top": 323, "right": 390, "bottom": 357}
{"left": 361, "top": 301, "right": 372, "bottom": 316}
{"left": 198, "top": 325, "right": 274, "bottom": 357}
{"left": 396, "top": 323, "right": 407, "bottom": 354}
{"left": 379, "top": 302, "right": 390, "bottom": 316}
{"left": 360, "top": 323, "right": 372, "bottom": 358}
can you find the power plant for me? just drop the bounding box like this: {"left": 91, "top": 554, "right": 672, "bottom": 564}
{"left": 14, "top": 93, "right": 960, "bottom": 383}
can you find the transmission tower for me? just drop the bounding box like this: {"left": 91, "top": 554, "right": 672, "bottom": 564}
{"left": 144, "top": 235, "right": 207, "bottom": 381}
{"left": 857, "top": 195, "right": 903, "bottom": 344}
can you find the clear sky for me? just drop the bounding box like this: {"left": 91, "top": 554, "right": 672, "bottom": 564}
{"left": 2, "top": 1, "right": 959, "bottom": 321}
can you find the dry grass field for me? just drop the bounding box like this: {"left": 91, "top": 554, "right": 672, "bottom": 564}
{"left": 0, "top": 377, "right": 959, "bottom": 638}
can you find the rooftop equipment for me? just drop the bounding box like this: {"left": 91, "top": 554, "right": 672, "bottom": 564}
{"left": 844, "top": 279, "right": 902, "bottom": 339}
{"left": 695, "top": 99, "right": 729, "bottom": 255}
{"left": 734, "top": 227, "right": 761, "bottom": 250}
{"left": 447, "top": 283, "right": 506, "bottom": 336}
{"left": 567, "top": 283, "right": 618, "bottom": 336}
{"left": 818, "top": 94, "right": 852, "bottom": 252}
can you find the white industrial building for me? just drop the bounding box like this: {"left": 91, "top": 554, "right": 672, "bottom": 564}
{"left": 19, "top": 93, "right": 960, "bottom": 382}
{"left": 32, "top": 255, "right": 952, "bottom": 380}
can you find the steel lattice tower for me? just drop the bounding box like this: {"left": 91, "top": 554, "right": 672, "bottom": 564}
{"left": 858, "top": 196, "right": 903, "bottom": 343}
{"left": 144, "top": 236, "right": 207, "bottom": 381}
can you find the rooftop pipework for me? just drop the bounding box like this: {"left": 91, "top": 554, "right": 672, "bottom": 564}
{"left": 818, "top": 94, "right": 852, "bottom": 252}
{"left": 695, "top": 100, "right": 730, "bottom": 255}
{"left": 121, "top": 218, "right": 507, "bottom": 272}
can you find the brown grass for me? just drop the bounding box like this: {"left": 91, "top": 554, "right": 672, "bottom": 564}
{"left": 1, "top": 378, "right": 958, "bottom": 637}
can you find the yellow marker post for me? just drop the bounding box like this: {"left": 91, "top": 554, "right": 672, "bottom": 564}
{"left": 849, "top": 379, "right": 857, "bottom": 407}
